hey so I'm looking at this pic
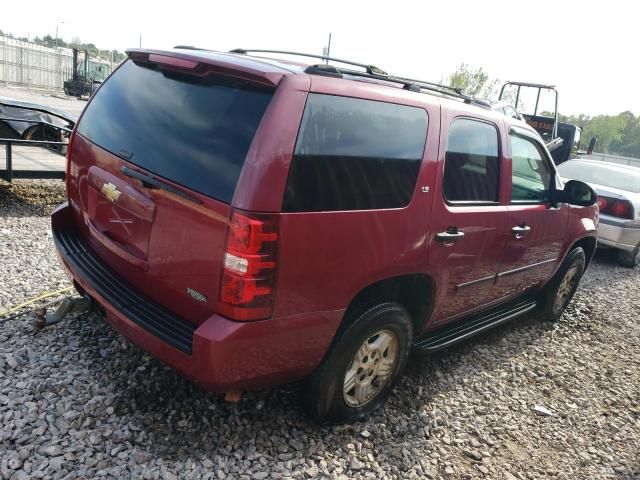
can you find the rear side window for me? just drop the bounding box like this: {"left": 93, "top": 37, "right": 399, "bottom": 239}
{"left": 443, "top": 118, "right": 500, "bottom": 203}
{"left": 77, "top": 59, "right": 273, "bottom": 203}
{"left": 283, "top": 94, "right": 428, "bottom": 212}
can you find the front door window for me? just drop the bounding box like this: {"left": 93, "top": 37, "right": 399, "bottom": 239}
{"left": 510, "top": 135, "right": 552, "bottom": 203}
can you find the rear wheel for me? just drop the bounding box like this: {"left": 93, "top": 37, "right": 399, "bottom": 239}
{"left": 301, "top": 303, "right": 412, "bottom": 423}
{"left": 538, "top": 247, "right": 586, "bottom": 322}
{"left": 22, "top": 125, "right": 64, "bottom": 154}
{"left": 616, "top": 245, "right": 640, "bottom": 268}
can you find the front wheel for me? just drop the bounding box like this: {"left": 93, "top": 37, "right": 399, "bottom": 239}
{"left": 301, "top": 303, "right": 412, "bottom": 423}
{"left": 538, "top": 247, "right": 586, "bottom": 322}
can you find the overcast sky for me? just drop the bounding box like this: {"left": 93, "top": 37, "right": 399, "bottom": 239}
{"left": 3, "top": 0, "right": 638, "bottom": 116}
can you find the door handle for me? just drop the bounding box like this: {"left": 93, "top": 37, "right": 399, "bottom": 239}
{"left": 436, "top": 228, "right": 465, "bottom": 243}
{"left": 511, "top": 224, "right": 531, "bottom": 239}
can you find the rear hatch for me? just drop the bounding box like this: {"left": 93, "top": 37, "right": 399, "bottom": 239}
{"left": 67, "top": 51, "right": 278, "bottom": 325}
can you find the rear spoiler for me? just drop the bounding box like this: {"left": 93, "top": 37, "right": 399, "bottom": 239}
{"left": 126, "top": 48, "right": 286, "bottom": 88}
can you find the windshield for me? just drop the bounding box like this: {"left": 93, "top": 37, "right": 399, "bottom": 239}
{"left": 77, "top": 59, "right": 273, "bottom": 203}
{"left": 558, "top": 161, "right": 640, "bottom": 193}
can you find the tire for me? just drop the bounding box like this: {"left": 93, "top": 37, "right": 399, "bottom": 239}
{"left": 616, "top": 245, "right": 640, "bottom": 268}
{"left": 22, "top": 125, "right": 64, "bottom": 154}
{"left": 301, "top": 303, "right": 413, "bottom": 423}
{"left": 538, "top": 247, "right": 586, "bottom": 322}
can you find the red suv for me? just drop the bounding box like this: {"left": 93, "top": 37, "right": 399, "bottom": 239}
{"left": 52, "top": 48, "right": 598, "bottom": 422}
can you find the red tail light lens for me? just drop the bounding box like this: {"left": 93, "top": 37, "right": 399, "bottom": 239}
{"left": 219, "top": 210, "right": 279, "bottom": 321}
{"left": 65, "top": 130, "right": 76, "bottom": 198}
{"left": 598, "top": 195, "right": 634, "bottom": 220}
{"left": 598, "top": 197, "right": 634, "bottom": 220}
{"left": 596, "top": 196, "right": 608, "bottom": 210}
{"left": 610, "top": 199, "right": 633, "bottom": 219}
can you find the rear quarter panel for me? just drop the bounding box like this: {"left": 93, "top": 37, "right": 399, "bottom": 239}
{"left": 271, "top": 80, "right": 441, "bottom": 318}
{"left": 232, "top": 74, "right": 311, "bottom": 212}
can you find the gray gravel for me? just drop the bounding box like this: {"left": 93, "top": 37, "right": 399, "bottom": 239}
{"left": 1, "top": 180, "right": 639, "bottom": 479}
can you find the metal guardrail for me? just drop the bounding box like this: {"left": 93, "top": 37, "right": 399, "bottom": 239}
{"left": 1, "top": 138, "right": 67, "bottom": 182}
{"left": 1, "top": 114, "right": 70, "bottom": 182}
{"left": 583, "top": 153, "right": 640, "bottom": 169}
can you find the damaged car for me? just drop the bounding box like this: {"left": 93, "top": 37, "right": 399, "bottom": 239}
{"left": 0, "top": 97, "right": 76, "bottom": 154}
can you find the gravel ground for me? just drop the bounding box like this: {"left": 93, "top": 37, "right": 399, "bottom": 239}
{"left": 0, "top": 181, "right": 639, "bottom": 480}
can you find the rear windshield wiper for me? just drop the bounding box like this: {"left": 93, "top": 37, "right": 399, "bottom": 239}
{"left": 121, "top": 165, "right": 202, "bottom": 204}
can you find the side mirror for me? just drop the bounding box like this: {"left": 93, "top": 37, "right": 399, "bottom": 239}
{"left": 562, "top": 180, "right": 597, "bottom": 207}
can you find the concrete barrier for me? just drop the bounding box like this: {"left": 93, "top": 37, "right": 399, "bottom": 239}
{"left": 0, "top": 36, "right": 75, "bottom": 91}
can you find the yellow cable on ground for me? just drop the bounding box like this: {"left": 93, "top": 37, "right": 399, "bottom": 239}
{"left": 0, "top": 286, "right": 73, "bottom": 319}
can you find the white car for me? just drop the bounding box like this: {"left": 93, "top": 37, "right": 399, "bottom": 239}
{"left": 557, "top": 159, "right": 640, "bottom": 267}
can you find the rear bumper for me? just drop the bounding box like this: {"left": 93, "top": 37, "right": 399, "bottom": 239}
{"left": 598, "top": 218, "right": 640, "bottom": 252}
{"left": 52, "top": 203, "right": 343, "bottom": 392}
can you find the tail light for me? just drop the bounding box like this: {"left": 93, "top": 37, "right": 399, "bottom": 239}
{"left": 596, "top": 196, "right": 607, "bottom": 210}
{"left": 610, "top": 199, "right": 633, "bottom": 219}
{"left": 598, "top": 195, "right": 634, "bottom": 220}
{"left": 65, "top": 130, "right": 76, "bottom": 199}
{"left": 218, "top": 209, "right": 279, "bottom": 321}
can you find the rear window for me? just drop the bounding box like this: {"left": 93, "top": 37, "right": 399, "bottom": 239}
{"left": 76, "top": 59, "right": 273, "bottom": 203}
{"left": 283, "top": 94, "right": 428, "bottom": 212}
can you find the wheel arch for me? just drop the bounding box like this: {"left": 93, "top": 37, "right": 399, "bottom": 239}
{"left": 334, "top": 274, "right": 435, "bottom": 345}
{"left": 568, "top": 235, "right": 597, "bottom": 268}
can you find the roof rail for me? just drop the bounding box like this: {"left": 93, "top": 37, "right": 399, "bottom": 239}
{"left": 230, "top": 48, "right": 491, "bottom": 109}
{"left": 392, "top": 75, "right": 492, "bottom": 107}
{"left": 304, "top": 64, "right": 490, "bottom": 108}
{"left": 229, "top": 49, "right": 388, "bottom": 76}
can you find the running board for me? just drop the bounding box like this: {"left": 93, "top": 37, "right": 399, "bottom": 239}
{"left": 414, "top": 298, "right": 537, "bottom": 352}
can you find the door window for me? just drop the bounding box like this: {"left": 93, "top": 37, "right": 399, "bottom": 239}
{"left": 443, "top": 119, "right": 500, "bottom": 203}
{"left": 510, "top": 135, "right": 552, "bottom": 203}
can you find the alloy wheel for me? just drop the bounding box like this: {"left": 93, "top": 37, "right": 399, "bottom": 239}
{"left": 554, "top": 265, "right": 579, "bottom": 313}
{"left": 343, "top": 329, "right": 399, "bottom": 408}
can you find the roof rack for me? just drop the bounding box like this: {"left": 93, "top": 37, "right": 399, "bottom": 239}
{"left": 230, "top": 48, "right": 491, "bottom": 109}
{"left": 229, "top": 48, "right": 388, "bottom": 76}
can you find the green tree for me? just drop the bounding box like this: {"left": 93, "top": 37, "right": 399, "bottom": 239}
{"left": 445, "top": 63, "right": 500, "bottom": 99}
{"left": 610, "top": 111, "right": 640, "bottom": 156}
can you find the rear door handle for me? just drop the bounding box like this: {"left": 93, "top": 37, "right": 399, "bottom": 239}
{"left": 511, "top": 224, "right": 531, "bottom": 239}
{"left": 436, "top": 228, "right": 465, "bottom": 243}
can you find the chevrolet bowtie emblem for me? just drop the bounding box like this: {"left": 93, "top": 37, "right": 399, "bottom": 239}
{"left": 101, "top": 182, "right": 121, "bottom": 203}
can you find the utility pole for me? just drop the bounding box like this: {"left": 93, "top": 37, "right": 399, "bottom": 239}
{"left": 139, "top": 35, "right": 142, "bottom": 48}
{"left": 55, "top": 20, "right": 64, "bottom": 49}
{"left": 322, "top": 33, "right": 332, "bottom": 63}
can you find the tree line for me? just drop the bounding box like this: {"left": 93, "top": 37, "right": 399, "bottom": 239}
{"left": 447, "top": 64, "right": 640, "bottom": 158}
{"left": 557, "top": 111, "right": 640, "bottom": 158}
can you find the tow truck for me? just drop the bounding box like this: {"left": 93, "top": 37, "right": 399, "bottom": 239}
{"left": 498, "top": 81, "right": 595, "bottom": 165}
